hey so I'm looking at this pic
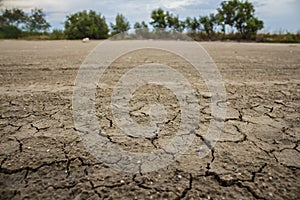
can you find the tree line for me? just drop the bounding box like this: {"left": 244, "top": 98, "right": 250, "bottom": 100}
{"left": 0, "top": 8, "right": 50, "bottom": 38}
{"left": 0, "top": 0, "right": 299, "bottom": 42}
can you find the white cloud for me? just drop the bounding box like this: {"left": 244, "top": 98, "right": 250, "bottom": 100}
{"left": 253, "top": 0, "right": 300, "bottom": 32}
{"left": 160, "top": 0, "right": 200, "bottom": 9}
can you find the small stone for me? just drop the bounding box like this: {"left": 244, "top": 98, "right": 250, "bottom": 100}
{"left": 120, "top": 180, "right": 125, "bottom": 183}
{"left": 201, "top": 92, "right": 212, "bottom": 99}
{"left": 27, "top": 146, "right": 31, "bottom": 150}
{"left": 274, "top": 100, "right": 283, "bottom": 104}
{"left": 46, "top": 149, "right": 50, "bottom": 152}
{"left": 269, "top": 192, "right": 273, "bottom": 197}
{"left": 177, "top": 175, "right": 182, "bottom": 179}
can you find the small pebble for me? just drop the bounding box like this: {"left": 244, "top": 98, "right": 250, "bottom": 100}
{"left": 46, "top": 149, "right": 50, "bottom": 152}
{"left": 177, "top": 175, "right": 182, "bottom": 179}
{"left": 120, "top": 180, "right": 125, "bottom": 183}
{"left": 269, "top": 192, "right": 273, "bottom": 197}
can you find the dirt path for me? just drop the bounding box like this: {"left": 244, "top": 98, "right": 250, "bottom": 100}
{"left": 0, "top": 40, "right": 299, "bottom": 199}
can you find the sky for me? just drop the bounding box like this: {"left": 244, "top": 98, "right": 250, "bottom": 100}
{"left": 2, "top": 0, "right": 300, "bottom": 33}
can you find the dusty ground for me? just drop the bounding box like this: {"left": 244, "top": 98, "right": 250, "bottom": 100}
{"left": 0, "top": 40, "right": 299, "bottom": 199}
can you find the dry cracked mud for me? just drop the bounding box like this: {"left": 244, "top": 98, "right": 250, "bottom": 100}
{"left": 0, "top": 40, "right": 299, "bottom": 199}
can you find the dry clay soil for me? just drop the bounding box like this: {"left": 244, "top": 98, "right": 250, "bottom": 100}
{"left": 0, "top": 40, "right": 299, "bottom": 200}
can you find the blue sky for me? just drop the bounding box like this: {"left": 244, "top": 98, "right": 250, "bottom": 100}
{"left": 2, "top": 0, "right": 300, "bottom": 33}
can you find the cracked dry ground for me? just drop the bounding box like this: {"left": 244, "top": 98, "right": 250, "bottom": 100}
{"left": 0, "top": 40, "right": 299, "bottom": 200}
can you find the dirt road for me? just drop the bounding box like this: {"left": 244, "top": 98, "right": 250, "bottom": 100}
{"left": 0, "top": 40, "right": 299, "bottom": 199}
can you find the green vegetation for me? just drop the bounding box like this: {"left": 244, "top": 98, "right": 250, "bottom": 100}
{"left": 150, "top": 8, "right": 185, "bottom": 32}
{"left": 64, "top": 10, "right": 108, "bottom": 39}
{"left": 217, "top": 0, "right": 264, "bottom": 39}
{"left": 110, "top": 13, "right": 130, "bottom": 35}
{"left": 0, "top": 0, "right": 299, "bottom": 42}
{"left": 0, "top": 8, "right": 50, "bottom": 38}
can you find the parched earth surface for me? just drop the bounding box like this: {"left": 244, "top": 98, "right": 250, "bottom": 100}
{"left": 0, "top": 40, "right": 299, "bottom": 200}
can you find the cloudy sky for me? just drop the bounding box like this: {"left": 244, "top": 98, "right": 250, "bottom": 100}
{"left": 2, "top": 0, "right": 300, "bottom": 33}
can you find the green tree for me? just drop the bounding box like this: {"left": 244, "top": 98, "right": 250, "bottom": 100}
{"left": 215, "top": 12, "right": 226, "bottom": 34}
{"left": 1, "top": 8, "right": 27, "bottom": 28}
{"left": 134, "top": 21, "right": 148, "bottom": 29}
{"left": 217, "top": 0, "right": 263, "bottom": 38}
{"left": 64, "top": 10, "right": 109, "bottom": 39}
{"left": 244, "top": 17, "right": 264, "bottom": 39}
{"left": 150, "top": 8, "right": 168, "bottom": 29}
{"left": 110, "top": 13, "right": 130, "bottom": 35}
{"left": 199, "top": 14, "right": 216, "bottom": 38}
{"left": 150, "top": 9, "right": 185, "bottom": 32}
{"left": 26, "top": 8, "right": 50, "bottom": 32}
{"left": 0, "top": 8, "right": 27, "bottom": 38}
{"left": 185, "top": 17, "right": 200, "bottom": 33}
{"left": 166, "top": 13, "right": 185, "bottom": 32}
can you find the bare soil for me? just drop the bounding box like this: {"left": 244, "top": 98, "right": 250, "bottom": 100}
{"left": 0, "top": 40, "right": 299, "bottom": 199}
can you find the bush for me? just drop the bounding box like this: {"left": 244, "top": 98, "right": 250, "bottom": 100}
{"left": 49, "top": 29, "right": 66, "bottom": 40}
{"left": 64, "top": 10, "right": 109, "bottom": 39}
{"left": 0, "top": 25, "right": 22, "bottom": 39}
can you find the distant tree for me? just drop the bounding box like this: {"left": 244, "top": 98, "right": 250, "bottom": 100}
{"left": 199, "top": 14, "right": 216, "bottom": 38}
{"left": 110, "top": 13, "right": 130, "bottom": 35}
{"left": 134, "top": 21, "right": 148, "bottom": 29}
{"left": 0, "top": 8, "right": 27, "bottom": 38}
{"left": 150, "top": 9, "right": 185, "bottom": 32}
{"left": 166, "top": 13, "right": 185, "bottom": 32}
{"left": 185, "top": 17, "right": 200, "bottom": 33}
{"left": 26, "top": 8, "right": 50, "bottom": 32}
{"left": 215, "top": 13, "right": 226, "bottom": 34}
{"left": 217, "top": 0, "right": 237, "bottom": 33}
{"left": 1, "top": 8, "right": 27, "bottom": 28}
{"left": 0, "top": 24, "right": 22, "bottom": 38}
{"left": 64, "top": 10, "right": 109, "bottom": 39}
{"left": 134, "top": 21, "right": 149, "bottom": 38}
{"left": 150, "top": 8, "right": 168, "bottom": 29}
{"left": 244, "top": 17, "right": 264, "bottom": 39}
{"left": 217, "top": 0, "right": 263, "bottom": 38}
